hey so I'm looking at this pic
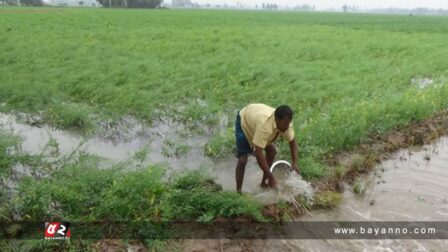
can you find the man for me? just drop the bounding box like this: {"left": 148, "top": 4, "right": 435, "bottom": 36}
{"left": 235, "top": 103, "right": 300, "bottom": 193}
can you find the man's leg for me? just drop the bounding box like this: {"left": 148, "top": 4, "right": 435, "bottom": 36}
{"left": 236, "top": 154, "right": 248, "bottom": 193}
{"left": 261, "top": 144, "right": 277, "bottom": 187}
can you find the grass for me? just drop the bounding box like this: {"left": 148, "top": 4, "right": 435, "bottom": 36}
{"left": 353, "top": 180, "right": 364, "bottom": 195}
{"left": 0, "top": 128, "right": 22, "bottom": 177}
{"left": 204, "top": 128, "right": 234, "bottom": 159}
{"left": 10, "top": 163, "right": 263, "bottom": 222}
{"left": 333, "top": 165, "right": 346, "bottom": 179}
{"left": 313, "top": 191, "right": 342, "bottom": 209}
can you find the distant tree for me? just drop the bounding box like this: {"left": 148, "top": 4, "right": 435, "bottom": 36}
{"left": 172, "top": 0, "right": 191, "bottom": 7}
{"left": 97, "top": 0, "right": 161, "bottom": 8}
{"left": 295, "top": 4, "right": 313, "bottom": 11}
{"left": 2, "top": 0, "right": 19, "bottom": 5}
{"left": 263, "top": 3, "right": 277, "bottom": 10}
{"left": 79, "top": 0, "right": 84, "bottom": 6}
{"left": 20, "top": 0, "right": 43, "bottom": 6}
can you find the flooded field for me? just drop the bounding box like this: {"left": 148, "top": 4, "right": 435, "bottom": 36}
{"left": 2, "top": 112, "right": 448, "bottom": 251}
{"left": 181, "top": 138, "right": 448, "bottom": 251}
{"left": 1, "top": 112, "right": 312, "bottom": 205}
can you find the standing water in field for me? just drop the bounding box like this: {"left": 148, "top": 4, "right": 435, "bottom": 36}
{"left": 2, "top": 111, "right": 448, "bottom": 250}
{"left": 0, "top": 112, "right": 312, "bottom": 206}
{"left": 253, "top": 161, "right": 314, "bottom": 206}
{"left": 180, "top": 137, "right": 448, "bottom": 252}
{"left": 281, "top": 137, "right": 448, "bottom": 251}
{"left": 212, "top": 157, "right": 314, "bottom": 205}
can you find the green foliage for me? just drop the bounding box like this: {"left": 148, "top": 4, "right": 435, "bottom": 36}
{"left": 353, "top": 180, "right": 366, "bottom": 195}
{"left": 274, "top": 200, "right": 294, "bottom": 221}
{"left": 132, "top": 147, "right": 150, "bottom": 163}
{"left": 97, "top": 0, "right": 163, "bottom": 8}
{"left": 96, "top": 166, "right": 167, "bottom": 220}
{"left": 204, "top": 129, "right": 234, "bottom": 159}
{"left": 171, "top": 170, "right": 222, "bottom": 191}
{"left": 162, "top": 171, "right": 264, "bottom": 222}
{"left": 0, "top": 129, "right": 21, "bottom": 177}
{"left": 162, "top": 139, "right": 190, "bottom": 157}
{"left": 313, "top": 191, "right": 342, "bottom": 209}
{"left": 299, "top": 157, "right": 328, "bottom": 180}
{"left": 16, "top": 158, "right": 118, "bottom": 220}
{"left": 334, "top": 165, "right": 346, "bottom": 179}
{"left": 0, "top": 239, "right": 93, "bottom": 252}
{"left": 14, "top": 165, "right": 263, "bottom": 224}
{"left": 46, "top": 103, "right": 94, "bottom": 131}
{"left": 19, "top": 0, "right": 43, "bottom": 6}
{"left": 350, "top": 154, "right": 365, "bottom": 172}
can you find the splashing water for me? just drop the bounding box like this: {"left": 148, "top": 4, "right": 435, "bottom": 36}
{"left": 254, "top": 161, "right": 314, "bottom": 206}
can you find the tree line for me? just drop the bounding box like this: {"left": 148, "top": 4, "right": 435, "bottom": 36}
{"left": 97, "top": 0, "right": 162, "bottom": 8}
{"left": 1, "top": 0, "right": 162, "bottom": 8}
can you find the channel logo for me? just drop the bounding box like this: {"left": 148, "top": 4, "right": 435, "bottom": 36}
{"left": 44, "top": 222, "right": 71, "bottom": 240}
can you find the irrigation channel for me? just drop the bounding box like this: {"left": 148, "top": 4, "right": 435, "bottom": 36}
{"left": 1, "top": 113, "right": 447, "bottom": 251}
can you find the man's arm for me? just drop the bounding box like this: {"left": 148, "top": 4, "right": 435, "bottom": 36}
{"left": 255, "top": 146, "right": 276, "bottom": 187}
{"left": 289, "top": 138, "right": 300, "bottom": 174}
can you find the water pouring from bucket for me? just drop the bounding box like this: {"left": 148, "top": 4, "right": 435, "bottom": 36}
{"left": 270, "top": 160, "right": 295, "bottom": 179}
{"left": 255, "top": 160, "right": 314, "bottom": 206}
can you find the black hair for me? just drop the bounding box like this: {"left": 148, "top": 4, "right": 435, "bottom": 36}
{"left": 275, "top": 105, "right": 293, "bottom": 120}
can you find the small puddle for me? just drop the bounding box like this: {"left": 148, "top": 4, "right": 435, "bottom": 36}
{"left": 412, "top": 77, "right": 434, "bottom": 89}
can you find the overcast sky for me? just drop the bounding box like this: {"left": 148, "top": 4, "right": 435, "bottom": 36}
{"left": 184, "top": 0, "right": 448, "bottom": 9}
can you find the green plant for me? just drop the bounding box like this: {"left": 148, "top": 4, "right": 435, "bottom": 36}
{"left": 313, "top": 191, "right": 342, "bottom": 209}
{"left": 96, "top": 166, "right": 167, "bottom": 220}
{"left": 204, "top": 129, "right": 234, "bottom": 159}
{"left": 162, "top": 171, "right": 264, "bottom": 222}
{"left": 0, "top": 129, "right": 21, "bottom": 177}
{"left": 350, "top": 154, "right": 365, "bottom": 172}
{"left": 334, "top": 165, "right": 346, "bottom": 179}
{"left": 353, "top": 180, "right": 365, "bottom": 195}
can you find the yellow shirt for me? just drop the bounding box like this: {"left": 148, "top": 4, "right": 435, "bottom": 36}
{"left": 239, "top": 103, "right": 295, "bottom": 148}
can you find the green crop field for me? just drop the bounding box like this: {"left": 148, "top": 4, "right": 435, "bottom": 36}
{"left": 1, "top": 7, "right": 448, "bottom": 249}
{"left": 2, "top": 8, "right": 448, "bottom": 173}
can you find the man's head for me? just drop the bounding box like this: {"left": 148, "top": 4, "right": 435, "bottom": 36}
{"left": 274, "top": 105, "right": 293, "bottom": 132}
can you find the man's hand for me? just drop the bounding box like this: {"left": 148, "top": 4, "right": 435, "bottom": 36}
{"left": 268, "top": 175, "right": 277, "bottom": 188}
{"left": 255, "top": 145, "right": 278, "bottom": 189}
{"left": 289, "top": 139, "right": 300, "bottom": 175}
